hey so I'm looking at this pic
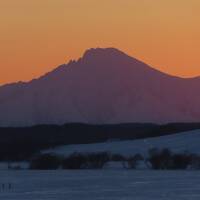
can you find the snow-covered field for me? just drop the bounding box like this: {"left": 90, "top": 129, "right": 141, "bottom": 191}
{"left": 1, "top": 130, "right": 200, "bottom": 199}
{"left": 47, "top": 129, "right": 200, "bottom": 156}
{"left": 1, "top": 170, "right": 200, "bottom": 200}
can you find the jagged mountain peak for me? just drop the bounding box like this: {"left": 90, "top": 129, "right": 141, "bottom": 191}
{"left": 83, "top": 47, "right": 126, "bottom": 57}
{"left": 81, "top": 47, "right": 134, "bottom": 63}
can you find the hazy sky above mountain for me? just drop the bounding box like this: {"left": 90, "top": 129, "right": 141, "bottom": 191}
{"left": 0, "top": 0, "right": 200, "bottom": 85}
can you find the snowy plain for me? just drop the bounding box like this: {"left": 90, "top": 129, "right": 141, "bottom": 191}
{"left": 46, "top": 129, "right": 200, "bottom": 157}
{"left": 1, "top": 170, "right": 200, "bottom": 200}
{"left": 1, "top": 130, "right": 200, "bottom": 199}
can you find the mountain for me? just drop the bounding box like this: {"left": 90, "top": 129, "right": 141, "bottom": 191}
{"left": 0, "top": 47, "right": 200, "bottom": 127}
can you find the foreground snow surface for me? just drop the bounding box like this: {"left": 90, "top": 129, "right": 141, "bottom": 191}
{"left": 1, "top": 170, "right": 200, "bottom": 200}
{"left": 47, "top": 129, "right": 200, "bottom": 156}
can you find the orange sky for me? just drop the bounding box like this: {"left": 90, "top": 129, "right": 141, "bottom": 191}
{"left": 1, "top": 0, "right": 200, "bottom": 85}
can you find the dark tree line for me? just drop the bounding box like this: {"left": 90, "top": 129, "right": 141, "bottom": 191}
{"left": 29, "top": 152, "right": 141, "bottom": 170}
{"left": 29, "top": 149, "right": 200, "bottom": 170}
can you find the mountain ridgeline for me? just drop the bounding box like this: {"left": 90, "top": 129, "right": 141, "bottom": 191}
{"left": 0, "top": 47, "right": 200, "bottom": 127}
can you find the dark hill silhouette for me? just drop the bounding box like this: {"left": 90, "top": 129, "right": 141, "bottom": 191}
{"left": 0, "top": 47, "right": 200, "bottom": 127}
{"left": 1, "top": 122, "right": 200, "bottom": 161}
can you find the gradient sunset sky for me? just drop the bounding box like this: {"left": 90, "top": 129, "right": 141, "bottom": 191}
{"left": 1, "top": 0, "right": 200, "bottom": 85}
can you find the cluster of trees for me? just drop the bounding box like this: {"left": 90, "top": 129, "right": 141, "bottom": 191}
{"left": 29, "top": 152, "right": 144, "bottom": 170}
{"left": 29, "top": 149, "right": 200, "bottom": 170}
{"left": 147, "top": 148, "right": 200, "bottom": 170}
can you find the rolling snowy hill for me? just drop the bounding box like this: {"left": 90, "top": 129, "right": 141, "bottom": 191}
{"left": 46, "top": 129, "right": 200, "bottom": 156}
{"left": 1, "top": 48, "right": 200, "bottom": 126}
